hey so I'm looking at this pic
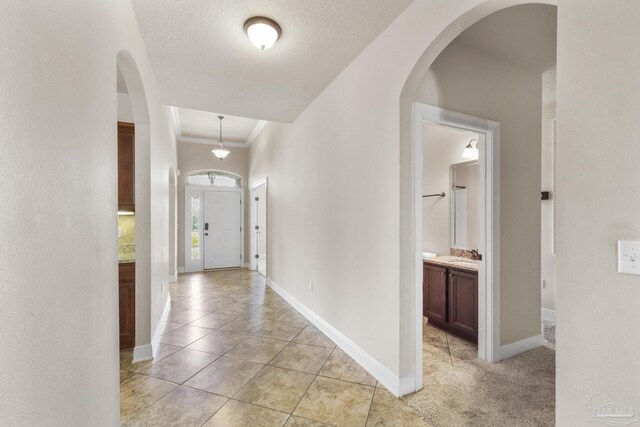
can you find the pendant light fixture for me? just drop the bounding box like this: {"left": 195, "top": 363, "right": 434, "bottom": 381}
{"left": 461, "top": 138, "right": 478, "bottom": 160}
{"left": 244, "top": 17, "right": 282, "bottom": 50}
{"left": 212, "top": 115, "right": 230, "bottom": 160}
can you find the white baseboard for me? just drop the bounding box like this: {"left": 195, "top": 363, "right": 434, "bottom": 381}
{"left": 500, "top": 334, "right": 544, "bottom": 360}
{"left": 177, "top": 267, "right": 185, "bottom": 274}
{"left": 150, "top": 294, "right": 171, "bottom": 359}
{"left": 169, "top": 272, "right": 178, "bottom": 282}
{"left": 243, "top": 263, "right": 251, "bottom": 269}
{"left": 267, "top": 278, "right": 408, "bottom": 397}
{"left": 132, "top": 345, "right": 153, "bottom": 363}
{"left": 542, "top": 308, "right": 556, "bottom": 322}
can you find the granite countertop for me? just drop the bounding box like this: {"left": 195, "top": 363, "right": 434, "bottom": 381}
{"left": 424, "top": 256, "right": 478, "bottom": 273}
{"left": 118, "top": 259, "right": 136, "bottom": 264}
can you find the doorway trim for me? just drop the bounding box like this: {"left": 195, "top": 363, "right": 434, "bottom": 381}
{"left": 413, "top": 102, "right": 500, "bottom": 389}
{"left": 183, "top": 185, "right": 244, "bottom": 273}
{"left": 249, "top": 177, "right": 268, "bottom": 276}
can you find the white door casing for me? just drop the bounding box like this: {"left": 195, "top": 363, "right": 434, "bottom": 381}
{"left": 413, "top": 102, "right": 500, "bottom": 392}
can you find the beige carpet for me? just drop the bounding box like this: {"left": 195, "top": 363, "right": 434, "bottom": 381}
{"left": 404, "top": 323, "right": 555, "bottom": 427}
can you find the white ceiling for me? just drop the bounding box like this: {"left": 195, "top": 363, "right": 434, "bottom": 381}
{"left": 174, "top": 107, "right": 265, "bottom": 147}
{"left": 131, "top": 0, "right": 412, "bottom": 123}
{"left": 456, "top": 4, "right": 557, "bottom": 73}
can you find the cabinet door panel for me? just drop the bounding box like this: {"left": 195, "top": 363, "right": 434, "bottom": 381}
{"left": 448, "top": 269, "right": 478, "bottom": 340}
{"left": 118, "top": 122, "right": 135, "bottom": 211}
{"left": 423, "top": 264, "right": 447, "bottom": 323}
{"left": 119, "top": 263, "right": 135, "bottom": 350}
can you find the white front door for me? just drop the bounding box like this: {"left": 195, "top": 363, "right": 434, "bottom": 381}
{"left": 203, "top": 191, "right": 242, "bottom": 269}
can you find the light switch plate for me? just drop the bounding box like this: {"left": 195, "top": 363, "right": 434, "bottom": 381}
{"left": 618, "top": 240, "right": 640, "bottom": 275}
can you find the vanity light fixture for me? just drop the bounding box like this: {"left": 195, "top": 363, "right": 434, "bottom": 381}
{"left": 212, "top": 115, "right": 230, "bottom": 160}
{"left": 244, "top": 16, "right": 282, "bottom": 50}
{"left": 462, "top": 138, "right": 479, "bottom": 160}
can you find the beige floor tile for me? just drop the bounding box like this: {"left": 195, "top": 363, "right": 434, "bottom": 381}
{"left": 319, "top": 349, "right": 377, "bottom": 386}
{"left": 203, "top": 399, "right": 289, "bottom": 427}
{"left": 159, "top": 325, "right": 213, "bottom": 347}
{"left": 275, "top": 310, "right": 310, "bottom": 327}
{"left": 220, "top": 315, "right": 273, "bottom": 334}
{"left": 366, "top": 387, "right": 430, "bottom": 427}
{"left": 126, "top": 386, "right": 228, "bottom": 427}
{"left": 285, "top": 416, "right": 332, "bottom": 426}
{"left": 255, "top": 320, "right": 307, "bottom": 341}
{"left": 120, "top": 374, "right": 177, "bottom": 424}
{"left": 293, "top": 376, "right": 374, "bottom": 427}
{"left": 120, "top": 343, "right": 183, "bottom": 373}
{"left": 157, "top": 321, "right": 183, "bottom": 334}
{"left": 225, "top": 336, "right": 288, "bottom": 364}
{"left": 140, "top": 348, "right": 219, "bottom": 384}
{"left": 189, "top": 311, "right": 240, "bottom": 329}
{"left": 423, "top": 342, "right": 452, "bottom": 366}
{"left": 184, "top": 356, "right": 264, "bottom": 397}
{"left": 234, "top": 365, "right": 315, "bottom": 413}
{"left": 249, "top": 303, "right": 291, "bottom": 320}
{"left": 269, "top": 342, "right": 332, "bottom": 374}
{"left": 293, "top": 325, "right": 336, "bottom": 349}
{"left": 166, "top": 308, "right": 211, "bottom": 324}
{"left": 187, "top": 330, "right": 249, "bottom": 354}
{"left": 120, "top": 369, "right": 134, "bottom": 383}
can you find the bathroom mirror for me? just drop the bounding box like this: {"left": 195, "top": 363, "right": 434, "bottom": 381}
{"left": 451, "top": 161, "right": 480, "bottom": 249}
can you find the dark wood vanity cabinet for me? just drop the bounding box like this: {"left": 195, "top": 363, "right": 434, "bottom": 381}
{"left": 424, "top": 262, "right": 478, "bottom": 344}
{"left": 423, "top": 264, "right": 447, "bottom": 323}
{"left": 117, "top": 122, "right": 135, "bottom": 212}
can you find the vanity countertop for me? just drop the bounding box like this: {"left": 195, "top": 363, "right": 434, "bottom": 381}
{"left": 424, "top": 256, "right": 478, "bottom": 273}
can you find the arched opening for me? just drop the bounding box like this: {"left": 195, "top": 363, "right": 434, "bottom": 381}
{"left": 398, "top": 2, "right": 557, "bottom": 420}
{"left": 116, "top": 50, "right": 153, "bottom": 363}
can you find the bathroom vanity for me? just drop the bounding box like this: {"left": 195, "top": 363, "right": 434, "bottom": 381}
{"left": 423, "top": 256, "right": 478, "bottom": 344}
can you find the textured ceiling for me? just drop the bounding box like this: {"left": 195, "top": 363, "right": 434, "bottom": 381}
{"left": 131, "top": 0, "right": 412, "bottom": 123}
{"left": 456, "top": 4, "right": 557, "bottom": 73}
{"left": 176, "top": 107, "right": 263, "bottom": 145}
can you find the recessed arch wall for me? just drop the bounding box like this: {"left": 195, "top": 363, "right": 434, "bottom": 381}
{"left": 397, "top": 0, "right": 557, "bottom": 390}
{"left": 117, "top": 49, "right": 153, "bottom": 356}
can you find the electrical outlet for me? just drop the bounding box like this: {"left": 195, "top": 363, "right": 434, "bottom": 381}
{"left": 309, "top": 280, "right": 314, "bottom": 291}
{"left": 161, "top": 282, "right": 164, "bottom": 293}
{"left": 541, "top": 279, "right": 546, "bottom": 289}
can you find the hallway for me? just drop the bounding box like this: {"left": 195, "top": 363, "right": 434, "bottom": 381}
{"left": 120, "top": 269, "right": 428, "bottom": 426}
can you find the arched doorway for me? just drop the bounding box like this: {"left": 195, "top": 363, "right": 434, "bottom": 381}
{"left": 398, "top": 0, "right": 557, "bottom": 395}
{"left": 117, "top": 50, "right": 153, "bottom": 362}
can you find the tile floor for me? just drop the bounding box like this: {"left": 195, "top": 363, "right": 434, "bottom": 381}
{"left": 120, "top": 269, "right": 428, "bottom": 426}
{"left": 406, "top": 320, "right": 555, "bottom": 426}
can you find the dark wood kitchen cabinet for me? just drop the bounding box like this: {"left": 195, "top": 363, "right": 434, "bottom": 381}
{"left": 423, "top": 262, "right": 478, "bottom": 344}
{"left": 119, "top": 262, "right": 135, "bottom": 350}
{"left": 118, "top": 122, "right": 135, "bottom": 212}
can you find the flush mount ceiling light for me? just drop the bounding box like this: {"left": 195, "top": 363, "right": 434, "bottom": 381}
{"left": 244, "top": 16, "right": 282, "bottom": 50}
{"left": 462, "top": 138, "right": 479, "bottom": 160}
{"left": 212, "top": 115, "right": 230, "bottom": 160}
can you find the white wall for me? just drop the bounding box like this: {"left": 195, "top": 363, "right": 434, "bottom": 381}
{"left": 422, "top": 123, "right": 477, "bottom": 256}
{"left": 541, "top": 67, "right": 556, "bottom": 316}
{"left": 415, "top": 41, "right": 543, "bottom": 345}
{"left": 0, "top": 0, "right": 176, "bottom": 423}
{"left": 556, "top": 0, "right": 640, "bottom": 423}
{"left": 177, "top": 142, "right": 249, "bottom": 269}
{"left": 117, "top": 92, "right": 134, "bottom": 122}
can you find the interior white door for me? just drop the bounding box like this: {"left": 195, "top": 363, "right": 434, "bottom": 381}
{"left": 254, "top": 185, "right": 267, "bottom": 276}
{"left": 203, "top": 191, "right": 242, "bottom": 269}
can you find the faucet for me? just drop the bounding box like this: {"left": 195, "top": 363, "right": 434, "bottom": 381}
{"left": 470, "top": 249, "right": 481, "bottom": 260}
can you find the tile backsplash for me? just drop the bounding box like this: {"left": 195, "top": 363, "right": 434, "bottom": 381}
{"left": 118, "top": 215, "right": 136, "bottom": 262}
